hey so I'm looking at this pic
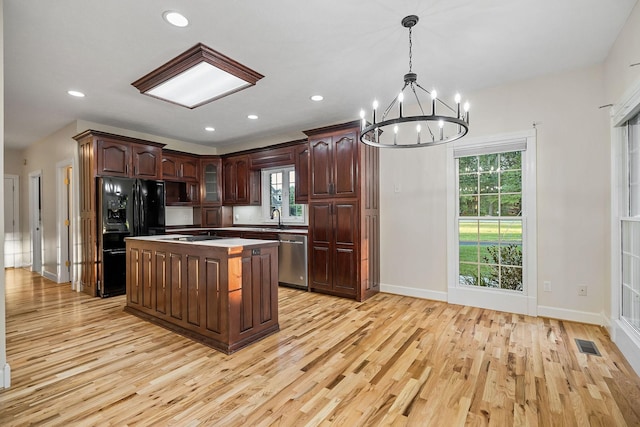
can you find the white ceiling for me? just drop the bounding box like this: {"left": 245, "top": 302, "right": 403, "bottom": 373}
{"left": 4, "top": 0, "right": 638, "bottom": 150}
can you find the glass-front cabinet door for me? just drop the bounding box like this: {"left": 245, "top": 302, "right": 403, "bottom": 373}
{"left": 201, "top": 157, "right": 221, "bottom": 205}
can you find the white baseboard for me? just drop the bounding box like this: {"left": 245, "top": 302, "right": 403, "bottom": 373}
{"left": 1, "top": 363, "right": 10, "bottom": 388}
{"left": 380, "top": 283, "right": 447, "bottom": 302}
{"left": 537, "top": 305, "right": 606, "bottom": 326}
{"left": 42, "top": 270, "right": 58, "bottom": 282}
{"left": 611, "top": 320, "right": 640, "bottom": 376}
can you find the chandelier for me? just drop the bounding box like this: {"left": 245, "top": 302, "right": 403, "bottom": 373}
{"left": 359, "top": 15, "right": 470, "bottom": 148}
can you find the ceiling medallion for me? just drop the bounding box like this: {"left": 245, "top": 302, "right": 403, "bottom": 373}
{"left": 359, "top": 15, "right": 470, "bottom": 148}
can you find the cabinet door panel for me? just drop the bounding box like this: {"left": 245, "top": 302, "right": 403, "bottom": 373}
{"left": 333, "top": 133, "right": 358, "bottom": 197}
{"left": 235, "top": 158, "right": 250, "bottom": 203}
{"left": 295, "top": 144, "right": 310, "bottom": 203}
{"left": 222, "top": 159, "right": 236, "bottom": 203}
{"left": 98, "top": 139, "right": 129, "bottom": 177}
{"left": 128, "top": 247, "right": 140, "bottom": 305}
{"left": 186, "top": 255, "right": 200, "bottom": 326}
{"left": 310, "top": 138, "right": 332, "bottom": 198}
{"left": 334, "top": 201, "right": 357, "bottom": 246}
{"left": 310, "top": 245, "right": 332, "bottom": 290}
{"left": 141, "top": 249, "right": 153, "bottom": 309}
{"left": 309, "top": 203, "right": 332, "bottom": 244}
{"left": 133, "top": 145, "right": 161, "bottom": 179}
{"left": 203, "top": 207, "right": 221, "bottom": 227}
{"left": 240, "top": 256, "right": 254, "bottom": 332}
{"left": 181, "top": 159, "right": 199, "bottom": 181}
{"left": 205, "top": 258, "right": 223, "bottom": 334}
{"left": 169, "top": 252, "right": 183, "bottom": 320}
{"left": 201, "top": 159, "right": 221, "bottom": 205}
{"left": 162, "top": 157, "right": 179, "bottom": 179}
{"left": 334, "top": 248, "right": 357, "bottom": 295}
{"left": 155, "top": 251, "right": 167, "bottom": 315}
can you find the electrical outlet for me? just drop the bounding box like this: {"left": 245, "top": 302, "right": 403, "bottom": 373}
{"left": 578, "top": 285, "right": 587, "bottom": 296}
{"left": 544, "top": 281, "right": 551, "bottom": 292}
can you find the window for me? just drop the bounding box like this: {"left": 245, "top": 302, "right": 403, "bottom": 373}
{"left": 446, "top": 131, "right": 536, "bottom": 315}
{"left": 458, "top": 151, "right": 523, "bottom": 290}
{"left": 621, "top": 112, "right": 640, "bottom": 332}
{"left": 261, "top": 166, "right": 305, "bottom": 223}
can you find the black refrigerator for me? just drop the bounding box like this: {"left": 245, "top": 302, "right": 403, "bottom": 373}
{"left": 99, "top": 177, "right": 165, "bottom": 297}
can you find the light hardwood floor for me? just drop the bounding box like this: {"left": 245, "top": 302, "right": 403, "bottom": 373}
{"left": 1, "top": 268, "right": 640, "bottom": 426}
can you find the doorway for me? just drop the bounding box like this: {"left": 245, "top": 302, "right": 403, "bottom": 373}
{"left": 29, "top": 171, "right": 43, "bottom": 274}
{"left": 56, "top": 161, "right": 73, "bottom": 283}
{"left": 4, "top": 175, "right": 20, "bottom": 268}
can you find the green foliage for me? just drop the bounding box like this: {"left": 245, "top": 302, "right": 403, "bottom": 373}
{"left": 482, "top": 244, "right": 523, "bottom": 291}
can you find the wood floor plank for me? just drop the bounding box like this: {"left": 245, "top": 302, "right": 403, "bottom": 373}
{"left": 2, "top": 268, "right": 640, "bottom": 426}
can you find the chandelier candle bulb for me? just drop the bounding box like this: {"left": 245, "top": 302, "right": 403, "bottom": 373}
{"left": 416, "top": 124, "right": 422, "bottom": 144}
{"left": 372, "top": 100, "right": 378, "bottom": 124}
{"left": 464, "top": 101, "right": 470, "bottom": 124}
{"left": 431, "top": 90, "right": 438, "bottom": 114}
{"left": 439, "top": 119, "right": 444, "bottom": 140}
{"left": 394, "top": 125, "right": 398, "bottom": 145}
{"left": 455, "top": 93, "right": 461, "bottom": 117}
{"left": 398, "top": 92, "right": 404, "bottom": 117}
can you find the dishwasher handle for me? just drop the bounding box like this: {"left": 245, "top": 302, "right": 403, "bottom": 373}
{"left": 279, "top": 239, "right": 304, "bottom": 245}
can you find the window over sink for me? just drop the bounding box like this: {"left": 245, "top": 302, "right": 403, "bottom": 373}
{"left": 261, "top": 166, "right": 305, "bottom": 223}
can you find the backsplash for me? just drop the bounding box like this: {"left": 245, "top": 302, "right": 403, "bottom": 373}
{"left": 166, "top": 206, "right": 195, "bottom": 226}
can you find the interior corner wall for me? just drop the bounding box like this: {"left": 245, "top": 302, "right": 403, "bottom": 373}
{"left": 380, "top": 63, "right": 611, "bottom": 324}
{"left": 1, "top": 0, "right": 10, "bottom": 389}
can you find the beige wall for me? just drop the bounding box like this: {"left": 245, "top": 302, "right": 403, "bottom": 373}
{"left": 380, "top": 64, "right": 611, "bottom": 321}
{"left": 4, "top": 148, "right": 22, "bottom": 176}
{"left": 604, "top": 1, "right": 640, "bottom": 104}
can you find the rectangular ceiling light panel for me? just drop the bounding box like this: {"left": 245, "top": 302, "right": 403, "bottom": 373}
{"left": 132, "top": 43, "right": 264, "bottom": 109}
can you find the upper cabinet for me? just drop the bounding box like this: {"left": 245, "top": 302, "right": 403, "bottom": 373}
{"left": 294, "top": 143, "right": 310, "bottom": 204}
{"left": 82, "top": 130, "right": 164, "bottom": 180}
{"left": 222, "top": 154, "right": 260, "bottom": 205}
{"left": 308, "top": 130, "right": 358, "bottom": 199}
{"left": 200, "top": 156, "right": 222, "bottom": 205}
{"left": 162, "top": 151, "right": 199, "bottom": 182}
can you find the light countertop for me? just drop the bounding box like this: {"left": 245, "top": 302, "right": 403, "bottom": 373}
{"left": 126, "top": 234, "right": 279, "bottom": 248}
{"left": 169, "top": 227, "right": 308, "bottom": 235}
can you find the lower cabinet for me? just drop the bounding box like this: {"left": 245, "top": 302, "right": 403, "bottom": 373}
{"left": 309, "top": 200, "right": 359, "bottom": 298}
{"left": 126, "top": 239, "right": 279, "bottom": 353}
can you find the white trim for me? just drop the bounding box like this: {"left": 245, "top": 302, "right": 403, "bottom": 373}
{"left": 380, "top": 283, "right": 447, "bottom": 302}
{"left": 260, "top": 166, "right": 306, "bottom": 224}
{"left": 537, "top": 305, "right": 607, "bottom": 326}
{"left": 43, "top": 270, "right": 58, "bottom": 282}
{"left": 611, "top": 319, "right": 640, "bottom": 376}
{"left": 0, "top": 363, "right": 10, "bottom": 389}
{"left": 4, "top": 174, "right": 20, "bottom": 268}
{"left": 610, "top": 76, "right": 640, "bottom": 376}
{"left": 28, "top": 170, "right": 43, "bottom": 274}
{"left": 446, "top": 129, "right": 537, "bottom": 316}
{"left": 56, "top": 159, "right": 73, "bottom": 284}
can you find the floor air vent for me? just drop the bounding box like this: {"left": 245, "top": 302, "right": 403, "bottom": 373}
{"left": 575, "top": 338, "right": 601, "bottom": 356}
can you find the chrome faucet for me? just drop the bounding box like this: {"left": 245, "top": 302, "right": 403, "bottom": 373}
{"left": 271, "top": 207, "right": 283, "bottom": 228}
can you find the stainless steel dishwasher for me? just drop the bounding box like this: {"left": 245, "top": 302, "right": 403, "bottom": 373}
{"left": 278, "top": 233, "right": 308, "bottom": 289}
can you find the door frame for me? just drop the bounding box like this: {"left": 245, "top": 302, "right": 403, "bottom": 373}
{"left": 56, "top": 159, "right": 73, "bottom": 283}
{"left": 4, "top": 174, "right": 20, "bottom": 268}
{"left": 29, "top": 170, "right": 43, "bottom": 274}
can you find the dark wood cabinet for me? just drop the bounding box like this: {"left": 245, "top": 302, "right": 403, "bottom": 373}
{"left": 304, "top": 122, "right": 379, "bottom": 301}
{"left": 309, "top": 200, "right": 358, "bottom": 298}
{"left": 222, "top": 155, "right": 260, "bottom": 205}
{"left": 309, "top": 131, "right": 358, "bottom": 199}
{"left": 294, "top": 144, "right": 310, "bottom": 204}
{"left": 202, "top": 206, "right": 232, "bottom": 227}
{"left": 249, "top": 145, "right": 295, "bottom": 169}
{"left": 126, "top": 238, "right": 279, "bottom": 353}
{"left": 162, "top": 151, "right": 199, "bottom": 182}
{"left": 200, "top": 156, "right": 222, "bottom": 205}
{"left": 75, "top": 130, "right": 166, "bottom": 297}
{"left": 96, "top": 136, "right": 163, "bottom": 179}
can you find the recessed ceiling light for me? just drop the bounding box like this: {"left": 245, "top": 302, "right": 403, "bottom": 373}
{"left": 205, "top": 126, "right": 215, "bottom": 132}
{"left": 132, "top": 43, "right": 264, "bottom": 109}
{"left": 247, "top": 114, "right": 258, "bottom": 120}
{"left": 310, "top": 95, "right": 324, "bottom": 101}
{"left": 163, "top": 11, "right": 189, "bottom": 27}
{"left": 67, "top": 90, "right": 85, "bottom": 98}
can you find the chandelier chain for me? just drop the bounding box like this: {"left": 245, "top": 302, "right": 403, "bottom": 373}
{"left": 408, "top": 27, "right": 413, "bottom": 73}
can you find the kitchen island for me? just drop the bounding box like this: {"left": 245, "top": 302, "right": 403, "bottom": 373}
{"left": 124, "top": 235, "right": 279, "bottom": 354}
